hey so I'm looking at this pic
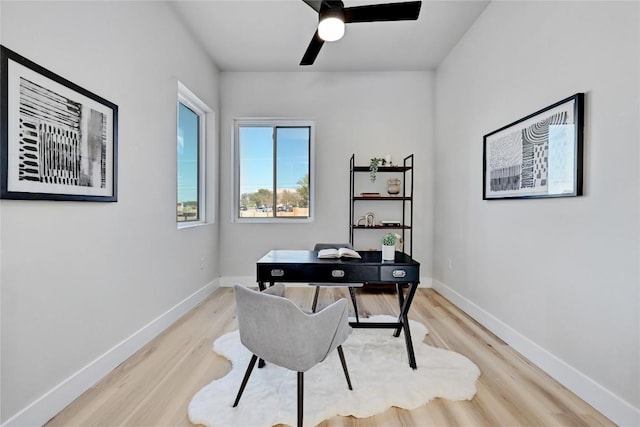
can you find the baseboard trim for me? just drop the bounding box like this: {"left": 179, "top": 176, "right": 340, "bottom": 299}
{"left": 432, "top": 279, "right": 640, "bottom": 427}
{"left": 1, "top": 279, "right": 220, "bottom": 427}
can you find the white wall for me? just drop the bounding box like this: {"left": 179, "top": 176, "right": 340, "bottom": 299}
{"left": 434, "top": 1, "right": 639, "bottom": 424}
{"left": 0, "top": 2, "right": 220, "bottom": 424}
{"left": 219, "top": 72, "right": 434, "bottom": 282}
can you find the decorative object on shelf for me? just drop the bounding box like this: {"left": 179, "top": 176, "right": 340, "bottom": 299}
{"left": 381, "top": 233, "right": 396, "bottom": 260}
{"left": 360, "top": 192, "right": 381, "bottom": 197}
{"left": 384, "top": 154, "right": 392, "bottom": 166}
{"left": 483, "top": 93, "right": 584, "bottom": 200}
{"left": 0, "top": 45, "right": 118, "bottom": 202}
{"left": 387, "top": 178, "right": 401, "bottom": 195}
{"left": 366, "top": 212, "right": 375, "bottom": 226}
{"left": 355, "top": 212, "right": 376, "bottom": 227}
{"left": 394, "top": 232, "right": 404, "bottom": 252}
{"left": 368, "top": 157, "right": 387, "bottom": 182}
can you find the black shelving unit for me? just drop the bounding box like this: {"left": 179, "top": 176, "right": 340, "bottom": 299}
{"left": 349, "top": 154, "right": 414, "bottom": 256}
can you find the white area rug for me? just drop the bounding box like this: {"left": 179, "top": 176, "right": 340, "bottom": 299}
{"left": 188, "top": 315, "right": 480, "bottom": 427}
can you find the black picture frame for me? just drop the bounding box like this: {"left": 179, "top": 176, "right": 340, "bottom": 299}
{"left": 483, "top": 93, "right": 584, "bottom": 200}
{"left": 0, "top": 45, "right": 118, "bottom": 202}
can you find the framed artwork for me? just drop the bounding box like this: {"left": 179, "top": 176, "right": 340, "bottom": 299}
{"left": 0, "top": 45, "right": 118, "bottom": 201}
{"left": 483, "top": 93, "right": 584, "bottom": 200}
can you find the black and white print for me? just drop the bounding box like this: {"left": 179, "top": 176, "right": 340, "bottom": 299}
{"left": 1, "top": 46, "right": 118, "bottom": 201}
{"left": 18, "top": 78, "right": 107, "bottom": 188}
{"left": 483, "top": 94, "right": 583, "bottom": 200}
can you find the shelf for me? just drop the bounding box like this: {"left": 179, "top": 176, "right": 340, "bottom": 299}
{"left": 354, "top": 196, "right": 411, "bottom": 201}
{"left": 353, "top": 165, "right": 411, "bottom": 173}
{"left": 350, "top": 153, "right": 414, "bottom": 259}
{"left": 352, "top": 225, "right": 411, "bottom": 230}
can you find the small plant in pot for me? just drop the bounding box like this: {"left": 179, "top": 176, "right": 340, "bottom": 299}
{"left": 381, "top": 233, "right": 397, "bottom": 261}
{"left": 369, "top": 157, "right": 387, "bottom": 182}
{"left": 382, "top": 233, "right": 397, "bottom": 246}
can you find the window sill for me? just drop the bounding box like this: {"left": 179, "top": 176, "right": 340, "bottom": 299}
{"left": 177, "top": 221, "right": 213, "bottom": 230}
{"left": 233, "top": 217, "right": 314, "bottom": 224}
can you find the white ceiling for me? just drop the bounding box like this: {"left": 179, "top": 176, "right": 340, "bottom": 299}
{"left": 170, "top": 0, "right": 490, "bottom": 72}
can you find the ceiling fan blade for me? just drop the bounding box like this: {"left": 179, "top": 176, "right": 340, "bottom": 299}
{"left": 302, "top": 0, "right": 323, "bottom": 12}
{"left": 302, "top": 0, "right": 344, "bottom": 13}
{"left": 300, "top": 30, "right": 325, "bottom": 66}
{"left": 343, "top": 1, "right": 422, "bottom": 23}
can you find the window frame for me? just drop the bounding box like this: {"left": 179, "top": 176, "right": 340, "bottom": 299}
{"left": 233, "top": 118, "right": 315, "bottom": 223}
{"left": 177, "top": 82, "right": 212, "bottom": 228}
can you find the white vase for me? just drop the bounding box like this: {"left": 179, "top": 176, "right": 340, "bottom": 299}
{"left": 381, "top": 244, "right": 395, "bottom": 261}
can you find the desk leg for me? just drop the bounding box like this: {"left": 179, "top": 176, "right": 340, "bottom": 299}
{"left": 394, "top": 284, "right": 405, "bottom": 337}
{"left": 396, "top": 282, "right": 418, "bottom": 369}
{"left": 256, "top": 281, "right": 266, "bottom": 368}
{"left": 348, "top": 287, "right": 360, "bottom": 324}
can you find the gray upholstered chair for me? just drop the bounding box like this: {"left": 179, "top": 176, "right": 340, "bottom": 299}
{"left": 312, "top": 243, "right": 362, "bottom": 321}
{"left": 232, "top": 283, "right": 353, "bottom": 427}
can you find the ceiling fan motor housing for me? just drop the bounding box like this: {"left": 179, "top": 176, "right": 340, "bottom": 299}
{"left": 318, "top": 7, "right": 346, "bottom": 41}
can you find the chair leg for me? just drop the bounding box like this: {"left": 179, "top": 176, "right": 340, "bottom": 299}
{"left": 297, "top": 372, "right": 304, "bottom": 427}
{"left": 233, "top": 354, "right": 258, "bottom": 407}
{"left": 336, "top": 345, "right": 353, "bottom": 390}
{"left": 311, "top": 286, "right": 320, "bottom": 313}
{"left": 348, "top": 287, "right": 359, "bottom": 322}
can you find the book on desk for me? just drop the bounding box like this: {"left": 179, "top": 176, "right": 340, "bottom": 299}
{"left": 317, "top": 247, "right": 361, "bottom": 259}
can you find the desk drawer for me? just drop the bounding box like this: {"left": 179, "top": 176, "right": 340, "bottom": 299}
{"left": 380, "top": 265, "right": 418, "bottom": 283}
{"left": 312, "top": 265, "right": 379, "bottom": 282}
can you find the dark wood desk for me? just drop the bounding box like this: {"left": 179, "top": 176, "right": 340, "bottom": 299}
{"left": 256, "top": 250, "right": 421, "bottom": 369}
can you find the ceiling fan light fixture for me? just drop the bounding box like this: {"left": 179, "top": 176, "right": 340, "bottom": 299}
{"left": 301, "top": 0, "right": 422, "bottom": 65}
{"left": 318, "top": 9, "right": 345, "bottom": 42}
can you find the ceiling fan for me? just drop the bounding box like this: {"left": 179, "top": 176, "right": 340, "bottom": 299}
{"left": 300, "top": 0, "right": 422, "bottom": 66}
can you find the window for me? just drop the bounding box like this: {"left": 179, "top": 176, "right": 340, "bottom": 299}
{"left": 234, "top": 119, "right": 314, "bottom": 222}
{"left": 177, "top": 82, "right": 210, "bottom": 225}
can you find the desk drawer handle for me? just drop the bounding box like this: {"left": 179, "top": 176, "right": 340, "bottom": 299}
{"left": 392, "top": 269, "right": 406, "bottom": 278}
{"left": 331, "top": 269, "right": 345, "bottom": 278}
{"left": 271, "top": 269, "right": 284, "bottom": 277}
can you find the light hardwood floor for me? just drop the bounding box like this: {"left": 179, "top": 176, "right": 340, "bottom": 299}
{"left": 45, "top": 287, "right": 614, "bottom": 427}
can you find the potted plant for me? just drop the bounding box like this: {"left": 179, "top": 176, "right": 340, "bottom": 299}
{"left": 369, "top": 157, "right": 387, "bottom": 182}
{"left": 381, "top": 233, "right": 396, "bottom": 261}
